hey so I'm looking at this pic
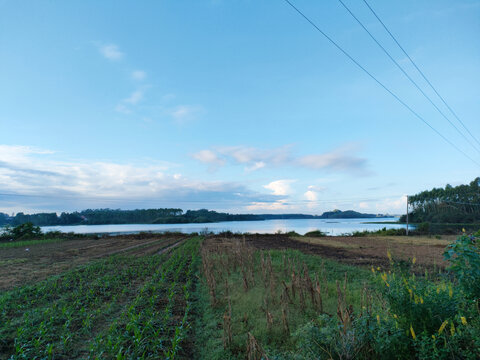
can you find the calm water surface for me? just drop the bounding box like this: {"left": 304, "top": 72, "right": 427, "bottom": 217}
{"left": 41, "top": 217, "right": 406, "bottom": 236}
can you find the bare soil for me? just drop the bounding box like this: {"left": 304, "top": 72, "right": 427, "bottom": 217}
{"left": 208, "top": 233, "right": 451, "bottom": 270}
{"left": 0, "top": 233, "right": 184, "bottom": 291}
{"left": 2, "top": 232, "right": 452, "bottom": 291}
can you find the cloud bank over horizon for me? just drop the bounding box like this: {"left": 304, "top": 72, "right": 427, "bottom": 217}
{"left": 0, "top": 145, "right": 285, "bottom": 214}
{"left": 0, "top": 145, "right": 406, "bottom": 215}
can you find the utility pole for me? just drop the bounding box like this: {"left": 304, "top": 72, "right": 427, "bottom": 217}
{"left": 406, "top": 195, "right": 409, "bottom": 236}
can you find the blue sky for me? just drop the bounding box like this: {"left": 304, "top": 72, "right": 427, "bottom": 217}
{"left": 1, "top": 0, "right": 479, "bottom": 215}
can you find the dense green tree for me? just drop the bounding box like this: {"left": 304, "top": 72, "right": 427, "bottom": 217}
{"left": 401, "top": 177, "right": 480, "bottom": 223}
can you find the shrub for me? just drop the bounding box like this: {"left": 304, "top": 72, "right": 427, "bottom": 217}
{"left": 416, "top": 222, "right": 430, "bottom": 234}
{"left": 304, "top": 230, "right": 327, "bottom": 237}
{"left": 286, "top": 231, "right": 300, "bottom": 237}
{"left": 2, "top": 222, "right": 42, "bottom": 241}
{"left": 444, "top": 234, "right": 480, "bottom": 301}
{"left": 375, "top": 268, "right": 459, "bottom": 335}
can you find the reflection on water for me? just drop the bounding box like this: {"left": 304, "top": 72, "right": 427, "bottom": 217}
{"left": 41, "top": 217, "right": 406, "bottom": 236}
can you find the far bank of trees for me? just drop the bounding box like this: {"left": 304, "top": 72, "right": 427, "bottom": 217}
{"left": 0, "top": 208, "right": 384, "bottom": 227}
{"left": 0, "top": 208, "right": 262, "bottom": 227}
{"left": 401, "top": 177, "right": 480, "bottom": 224}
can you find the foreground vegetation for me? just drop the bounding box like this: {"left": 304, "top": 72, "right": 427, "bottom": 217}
{"left": 0, "top": 238, "right": 200, "bottom": 359}
{"left": 0, "top": 231, "right": 478, "bottom": 359}
{"left": 195, "top": 235, "right": 480, "bottom": 359}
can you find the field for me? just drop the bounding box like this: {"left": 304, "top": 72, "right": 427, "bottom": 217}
{"left": 1, "top": 233, "right": 479, "bottom": 359}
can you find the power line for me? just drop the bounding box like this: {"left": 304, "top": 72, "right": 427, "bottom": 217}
{"left": 336, "top": 0, "right": 480, "bottom": 155}
{"left": 362, "top": 0, "right": 480, "bottom": 149}
{"left": 282, "top": 0, "right": 480, "bottom": 168}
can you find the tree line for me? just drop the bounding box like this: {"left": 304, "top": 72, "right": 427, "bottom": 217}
{"left": 400, "top": 177, "right": 480, "bottom": 224}
{"left": 0, "top": 208, "right": 262, "bottom": 226}
{"left": 0, "top": 208, "right": 384, "bottom": 227}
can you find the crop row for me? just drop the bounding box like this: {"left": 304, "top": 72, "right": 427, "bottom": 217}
{"left": 89, "top": 238, "right": 199, "bottom": 359}
{"left": 0, "top": 251, "right": 169, "bottom": 358}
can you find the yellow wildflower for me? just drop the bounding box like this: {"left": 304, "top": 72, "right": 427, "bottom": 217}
{"left": 420, "top": 296, "right": 424, "bottom": 304}
{"left": 412, "top": 256, "right": 416, "bottom": 264}
{"left": 410, "top": 325, "right": 416, "bottom": 340}
{"left": 376, "top": 314, "right": 380, "bottom": 324}
{"left": 462, "top": 228, "right": 466, "bottom": 233}
{"left": 450, "top": 322, "right": 455, "bottom": 336}
{"left": 461, "top": 316, "right": 467, "bottom": 325}
{"left": 393, "top": 314, "right": 398, "bottom": 319}
{"left": 371, "top": 266, "right": 375, "bottom": 273}
{"left": 387, "top": 250, "right": 392, "bottom": 261}
{"left": 377, "top": 266, "right": 381, "bottom": 271}
{"left": 438, "top": 320, "right": 448, "bottom": 334}
{"left": 432, "top": 335, "right": 436, "bottom": 340}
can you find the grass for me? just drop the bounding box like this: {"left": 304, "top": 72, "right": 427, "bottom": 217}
{"left": 296, "top": 235, "right": 452, "bottom": 247}
{"left": 0, "top": 237, "right": 73, "bottom": 249}
{"left": 194, "top": 236, "right": 480, "bottom": 359}
{"left": 2, "top": 234, "right": 478, "bottom": 359}
{"left": 195, "top": 239, "right": 373, "bottom": 359}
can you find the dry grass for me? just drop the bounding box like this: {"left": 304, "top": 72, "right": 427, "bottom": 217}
{"left": 289, "top": 235, "right": 451, "bottom": 269}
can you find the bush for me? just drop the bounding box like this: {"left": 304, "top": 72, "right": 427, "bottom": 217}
{"left": 416, "top": 222, "right": 430, "bottom": 234}
{"left": 291, "top": 238, "right": 480, "bottom": 359}
{"left": 286, "top": 231, "right": 300, "bottom": 237}
{"left": 1, "top": 222, "right": 42, "bottom": 241}
{"left": 375, "top": 268, "right": 459, "bottom": 335}
{"left": 350, "top": 227, "right": 406, "bottom": 237}
{"left": 444, "top": 234, "right": 480, "bottom": 301}
{"left": 304, "top": 230, "right": 327, "bottom": 237}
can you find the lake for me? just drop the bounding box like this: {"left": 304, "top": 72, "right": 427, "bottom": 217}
{"left": 41, "top": 217, "right": 407, "bottom": 236}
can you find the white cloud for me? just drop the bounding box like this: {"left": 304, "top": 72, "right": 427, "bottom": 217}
{"left": 115, "top": 104, "right": 131, "bottom": 114}
{"left": 304, "top": 190, "right": 318, "bottom": 201}
{"left": 192, "top": 150, "right": 225, "bottom": 167}
{"left": 99, "top": 44, "right": 123, "bottom": 60}
{"left": 219, "top": 145, "right": 291, "bottom": 166}
{"left": 297, "top": 145, "right": 368, "bottom": 174}
{"left": 124, "top": 90, "right": 143, "bottom": 105}
{"left": 0, "top": 145, "right": 53, "bottom": 161}
{"left": 246, "top": 200, "right": 290, "bottom": 211}
{"left": 192, "top": 144, "right": 369, "bottom": 175}
{"left": 170, "top": 105, "right": 202, "bottom": 123}
{"left": 115, "top": 90, "right": 145, "bottom": 113}
{"left": 0, "top": 145, "right": 280, "bottom": 213}
{"left": 374, "top": 195, "right": 407, "bottom": 213}
{"left": 246, "top": 161, "right": 266, "bottom": 172}
{"left": 358, "top": 202, "right": 369, "bottom": 209}
{"left": 131, "top": 70, "right": 146, "bottom": 80}
{"left": 264, "top": 179, "right": 296, "bottom": 196}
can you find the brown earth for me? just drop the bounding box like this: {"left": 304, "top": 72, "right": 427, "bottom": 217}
{"left": 2, "top": 232, "right": 453, "bottom": 291}
{"left": 208, "top": 233, "right": 452, "bottom": 270}
{"left": 0, "top": 233, "right": 185, "bottom": 291}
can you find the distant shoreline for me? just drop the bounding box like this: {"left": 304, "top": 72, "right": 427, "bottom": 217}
{"left": 1, "top": 209, "right": 392, "bottom": 227}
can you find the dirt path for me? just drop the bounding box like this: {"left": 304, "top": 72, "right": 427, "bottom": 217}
{"left": 157, "top": 239, "right": 185, "bottom": 255}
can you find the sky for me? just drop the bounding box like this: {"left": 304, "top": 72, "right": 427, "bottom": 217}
{"left": 1, "top": 0, "right": 479, "bottom": 215}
